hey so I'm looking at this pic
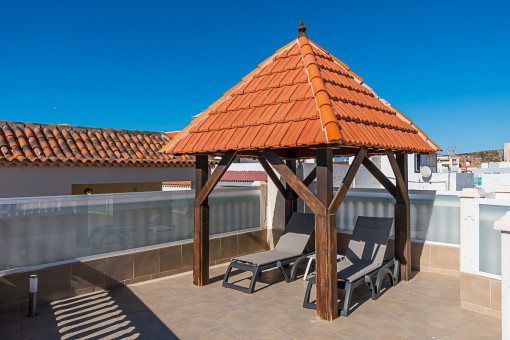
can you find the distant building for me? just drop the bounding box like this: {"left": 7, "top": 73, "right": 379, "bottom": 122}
{"left": 301, "top": 153, "right": 473, "bottom": 192}
{"left": 218, "top": 163, "right": 267, "bottom": 187}
{"left": 162, "top": 181, "right": 192, "bottom": 191}
{"left": 162, "top": 162, "right": 269, "bottom": 190}
{"left": 473, "top": 161, "right": 510, "bottom": 193}
{"left": 0, "top": 121, "right": 195, "bottom": 198}
{"left": 437, "top": 154, "right": 460, "bottom": 173}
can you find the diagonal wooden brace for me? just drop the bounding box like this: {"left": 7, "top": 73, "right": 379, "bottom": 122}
{"left": 195, "top": 150, "right": 237, "bottom": 207}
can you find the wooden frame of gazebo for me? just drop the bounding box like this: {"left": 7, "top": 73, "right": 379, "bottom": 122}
{"left": 192, "top": 147, "right": 409, "bottom": 320}
{"left": 161, "top": 21, "right": 439, "bottom": 321}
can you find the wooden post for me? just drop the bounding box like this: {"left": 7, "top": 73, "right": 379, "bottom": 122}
{"left": 392, "top": 152, "right": 411, "bottom": 281}
{"left": 315, "top": 148, "right": 338, "bottom": 321}
{"left": 285, "top": 160, "right": 297, "bottom": 226}
{"left": 194, "top": 154, "right": 209, "bottom": 286}
{"left": 303, "top": 167, "right": 317, "bottom": 187}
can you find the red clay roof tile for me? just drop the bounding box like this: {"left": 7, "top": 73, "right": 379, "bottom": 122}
{"left": 257, "top": 123, "right": 277, "bottom": 144}
{"left": 238, "top": 125, "right": 263, "bottom": 149}
{"left": 271, "top": 101, "right": 296, "bottom": 122}
{"left": 280, "top": 120, "right": 308, "bottom": 147}
{"left": 257, "top": 104, "right": 281, "bottom": 124}
{"left": 221, "top": 170, "right": 268, "bottom": 182}
{"left": 162, "top": 27, "right": 439, "bottom": 155}
{"left": 0, "top": 121, "right": 193, "bottom": 167}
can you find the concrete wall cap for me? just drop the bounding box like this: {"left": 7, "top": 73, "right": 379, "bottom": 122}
{"left": 495, "top": 185, "right": 510, "bottom": 193}
{"left": 458, "top": 187, "right": 486, "bottom": 198}
{"left": 494, "top": 211, "right": 510, "bottom": 232}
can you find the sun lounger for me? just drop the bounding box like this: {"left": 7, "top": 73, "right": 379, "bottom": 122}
{"left": 303, "top": 216, "right": 399, "bottom": 316}
{"left": 222, "top": 212, "right": 314, "bottom": 294}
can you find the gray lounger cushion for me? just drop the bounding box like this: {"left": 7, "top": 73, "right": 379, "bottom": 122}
{"left": 232, "top": 212, "right": 315, "bottom": 265}
{"left": 234, "top": 250, "right": 303, "bottom": 266}
{"left": 339, "top": 216, "right": 393, "bottom": 282}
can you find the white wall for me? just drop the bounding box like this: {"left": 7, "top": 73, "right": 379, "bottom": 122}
{"left": 345, "top": 155, "right": 473, "bottom": 192}
{"left": 0, "top": 166, "right": 194, "bottom": 198}
{"left": 480, "top": 173, "right": 510, "bottom": 193}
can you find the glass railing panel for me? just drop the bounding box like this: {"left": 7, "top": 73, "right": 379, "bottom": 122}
{"left": 410, "top": 193, "right": 460, "bottom": 244}
{"left": 309, "top": 187, "right": 460, "bottom": 244}
{"left": 479, "top": 204, "right": 506, "bottom": 275}
{"left": 0, "top": 187, "right": 261, "bottom": 271}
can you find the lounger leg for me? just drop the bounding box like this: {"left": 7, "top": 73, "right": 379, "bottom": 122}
{"left": 222, "top": 262, "right": 234, "bottom": 286}
{"left": 374, "top": 268, "right": 393, "bottom": 299}
{"left": 364, "top": 275, "right": 377, "bottom": 300}
{"left": 302, "top": 279, "right": 317, "bottom": 310}
{"left": 248, "top": 268, "right": 260, "bottom": 294}
{"left": 303, "top": 258, "right": 314, "bottom": 281}
{"left": 290, "top": 256, "right": 308, "bottom": 281}
{"left": 222, "top": 262, "right": 260, "bottom": 294}
{"left": 392, "top": 258, "right": 400, "bottom": 285}
{"left": 340, "top": 282, "right": 354, "bottom": 316}
{"left": 277, "top": 261, "right": 290, "bottom": 282}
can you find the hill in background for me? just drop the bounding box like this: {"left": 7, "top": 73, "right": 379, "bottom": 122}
{"left": 458, "top": 149, "right": 503, "bottom": 164}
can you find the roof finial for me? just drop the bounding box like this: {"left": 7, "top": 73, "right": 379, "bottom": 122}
{"left": 297, "top": 20, "right": 307, "bottom": 38}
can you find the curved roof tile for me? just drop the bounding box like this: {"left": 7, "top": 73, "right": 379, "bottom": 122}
{"left": 0, "top": 121, "right": 194, "bottom": 167}
{"left": 162, "top": 26, "right": 440, "bottom": 156}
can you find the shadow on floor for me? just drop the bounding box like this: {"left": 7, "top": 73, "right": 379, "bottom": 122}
{"left": 300, "top": 273, "right": 395, "bottom": 316}
{"left": 48, "top": 287, "right": 178, "bottom": 339}
{"left": 218, "top": 264, "right": 309, "bottom": 294}
{"left": 11, "top": 266, "right": 180, "bottom": 340}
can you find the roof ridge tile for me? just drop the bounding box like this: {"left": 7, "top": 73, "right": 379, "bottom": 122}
{"left": 298, "top": 35, "right": 342, "bottom": 143}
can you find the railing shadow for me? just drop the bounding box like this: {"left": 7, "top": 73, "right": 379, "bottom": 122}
{"left": 19, "top": 265, "right": 179, "bottom": 339}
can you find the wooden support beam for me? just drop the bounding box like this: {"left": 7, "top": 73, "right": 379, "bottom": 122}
{"left": 362, "top": 156, "right": 398, "bottom": 199}
{"left": 315, "top": 147, "right": 337, "bottom": 321}
{"left": 193, "top": 154, "right": 209, "bottom": 286}
{"left": 328, "top": 147, "right": 367, "bottom": 213}
{"left": 195, "top": 150, "right": 237, "bottom": 207}
{"left": 386, "top": 150, "right": 410, "bottom": 205}
{"left": 285, "top": 160, "right": 298, "bottom": 226}
{"left": 386, "top": 150, "right": 411, "bottom": 281}
{"left": 257, "top": 156, "right": 286, "bottom": 196}
{"left": 303, "top": 167, "right": 317, "bottom": 187}
{"left": 261, "top": 149, "right": 324, "bottom": 215}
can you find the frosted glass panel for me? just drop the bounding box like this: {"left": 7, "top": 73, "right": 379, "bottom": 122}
{"left": 336, "top": 192, "right": 394, "bottom": 234}
{"left": 309, "top": 187, "right": 460, "bottom": 244}
{"left": 479, "top": 204, "right": 506, "bottom": 275}
{"left": 0, "top": 187, "right": 261, "bottom": 271}
{"left": 411, "top": 193, "right": 460, "bottom": 244}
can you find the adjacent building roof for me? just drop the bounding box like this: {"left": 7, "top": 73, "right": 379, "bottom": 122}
{"left": 0, "top": 121, "right": 193, "bottom": 167}
{"left": 221, "top": 170, "right": 268, "bottom": 182}
{"left": 162, "top": 23, "right": 439, "bottom": 158}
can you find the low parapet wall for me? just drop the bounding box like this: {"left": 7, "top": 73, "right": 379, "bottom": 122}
{"left": 0, "top": 228, "right": 269, "bottom": 312}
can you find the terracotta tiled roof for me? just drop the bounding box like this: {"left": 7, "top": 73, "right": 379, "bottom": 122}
{"left": 162, "top": 26, "right": 439, "bottom": 156}
{"left": 221, "top": 171, "right": 268, "bottom": 182}
{"left": 0, "top": 121, "right": 193, "bottom": 167}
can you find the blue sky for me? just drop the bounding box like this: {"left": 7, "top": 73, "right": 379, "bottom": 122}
{"left": 1, "top": 1, "right": 509, "bottom": 153}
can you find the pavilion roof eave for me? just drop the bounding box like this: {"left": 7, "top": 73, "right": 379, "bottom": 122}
{"left": 170, "top": 144, "right": 425, "bottom": 161}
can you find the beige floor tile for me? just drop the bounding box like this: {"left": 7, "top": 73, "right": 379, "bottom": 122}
{"left": 0, "top": 268, "right": 502, "bottom": 340}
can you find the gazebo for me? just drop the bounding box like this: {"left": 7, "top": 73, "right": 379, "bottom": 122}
{"left": 161, "top": 21, "right": 440, "bottom": 321}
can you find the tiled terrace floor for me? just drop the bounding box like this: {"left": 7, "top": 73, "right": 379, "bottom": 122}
{"left": 0, "top": 264, "right": 501, "bottom": 339}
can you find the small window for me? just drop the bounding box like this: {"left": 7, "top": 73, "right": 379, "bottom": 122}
{"left": 415, "top": 154, "right": 437, "bottom": 173}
